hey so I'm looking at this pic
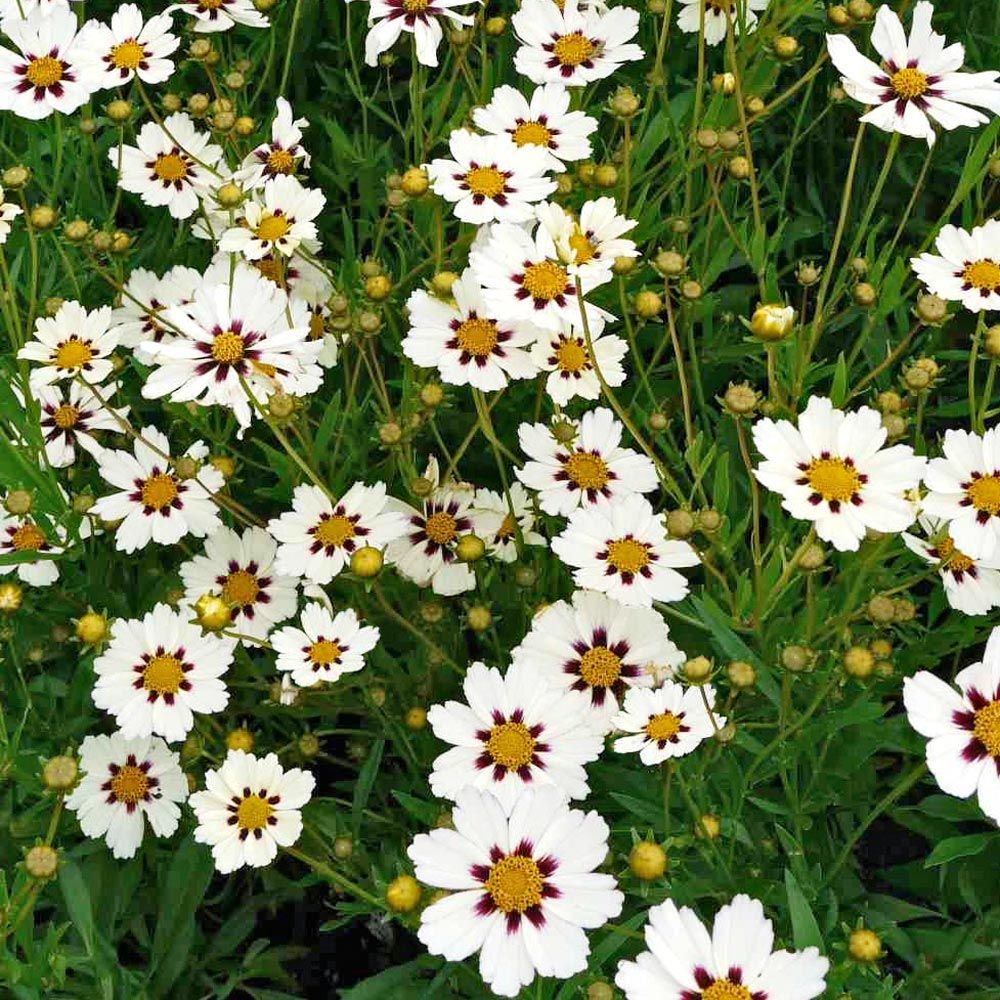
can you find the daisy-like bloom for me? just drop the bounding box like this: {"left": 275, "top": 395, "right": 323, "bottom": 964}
{"left": 751, "top": 395, "right": 926, "bottom": 553}
{"left": 472, "top": 483, "right": 546, "bottom": 563}
{"left": 190, "top": 750, "right": 315, "bottom": 873}
{"left": 267, "top": 482, "right": 408, "bottom": 586}
{"left": 535, "top": 197, "right": 638, "bottom": 282}
{"left": 171, "top": 0, "right": 269, "bottom": 33}
{"left": 512, "top": 0, "right": 643, "bottom": 87}
{"left": 239, "top": 97, "right": 311, "bottom": 189}
{"left": 427, "top": 660, "right": 603, "bottom": 812}
{"left": 615, "top": 894, "right": 829, "bottom": 1000}
{"left": 142, "top": 265, "right": 322, "bottom": 432}
{"left": 409, "top": 786, "right": 624, "bottom": 998}
{"left": 0, "top": 512, "right": 63, "bottom": 587}
{"left": 33, "top": 379, "right": 128, "bottom": 468}
{"left": 511, "top": 590, "right": 683, "bottom": 732}
{"left": 271, "top": 602, "right": 380, "bottom": 688}
{"left": 676, "top": 0, "right": 770, "bottom": 47}
{"left": 114, "top": 112, "right": 223, "bottom": 220}
{"left": 17, "top": 300, "right": 119, "bottom": 391}
{"left": 180, "top": 526, "right": 298, "bottom": 642}
{"left": 90, "top": 426, "right": 224, "bottom": 554}
{"left": 92, "top": 603, "right": 234, "bottom": 743}
{"left": 827, "top": 1, "right": 1000, "bottom": 148}
{"left": 76, "top": 3, "right": 179, "bottom": 87}
{"left": 472, "top": 83, "right": 597, "bottom": 174}
{"left": 0, "top": 6, "right": 91, "bottom": 120}
{"left": 65, "top": 733, "right": 188, "bottom": 860}
{"left": 921, "top": 425, "right": 1000, "bottom": 560}
{"left": 403, "top": 267, "right": 540, "bottom": 391}
{"left": 530, "top": 318, "right": 629, "bottom": 405}
{"left": 354, "top": 0, "right": 476, "bottom": 68}
{"left": 552, "top": 495, "right": 699, "bottom": 607}
{"left": 518, "top": 408, "right": 658, "bottom": 517}
{"left": 904, "top": 626, "right": 1000, "bottom": 824}
{"left": 426, "top": 130, "right": 556, "bottom": 226}
{"left": 111, "top": 264, "right": 202, "bottom": 363}
{"left": 611, "top": 681, "right": 721, "bottom": 765}
{"left": 0, "top": 184, "right": 23, "bottom": 244}
{"left": 218, "top": 175, "right": 325, "bottom": 260}
{"left": 910, "top": 220, "right": 1000, "bottom": 312}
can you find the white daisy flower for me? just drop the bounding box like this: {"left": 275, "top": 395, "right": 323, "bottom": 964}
{"left": 0, "top": 512, "right": 64, "bottom": 587}
{"left": 218, "top": 175, "right": 325, "bottom": 260}
{"left": 65, "top": 733, "right": 188, "bottom": 860}
{"left": 615, "top": 894, "right": 829, "bottom": 1000}
{"left": 427, "top": 660, "right": 603, "bottom": 812}
{"left": 426, "top": 130, "right": 556, "bottom": 226}
{"left": 611, "top": 680, "right": 721, "bottom": 765}
{"left": 171, "top": 0, "right": 268, "bottom": 33}
{"left": 189, "top": 750, "right": 315, "bottom": 873}
{"left": 922, "top": 425, "right": 1000, "bottom": 561}
{"left": 403, "top": 268, "right": 540, "bottom": 391}
{"left": 0, "top": 6, "right": 92, "bottom": 120}
{"left": 354, "top": 0, "right": 476, "bottom": 68}
{"left": 114, "top": 112, "right": 223, "bottom": 220}
{"left": 111, "top": 265, "right": 202, "bottom": 359}
{"left": 76, "top": 3, "right": 179, "bottom": 87}
{"left": 472, "top": 483, "right": 546, "bottom": 563}
{"left": 552, "top": 495, "right": 699, "bottom": 607}
{"left": 903, "top": 626, "right": 1000, "bottom": 825}
{"left": 142, "top": 264, "right": 323, "bottom": 432}
{"left": 180, "top": 526, "right": 298, "bottom": 642}
{"left": 271, "top": 602, "right": 380, "bottom": 688}
{"left": 472, "top": 83, "right": 597, "bottom": 173}
{"left": 92, "top": 602, "right": 234, "bottom": 743}
{"left": 530, "top": 318, "right": 629, "bottom": 405}
{"left": 17, "top": 300, "right": 119, "bottom": 392}
{"left": 409, "top": 786, "right": 624, "bottom": 998}
{"left": 238, "top": 97, "right": 311, "bottom": 189}
{"left": 518, "top": 408, "right": 658, "bottom": 516}
{"left": 0, "top": 184, "right": 23, "bottom": 244}
{"left": 827, "top": 1, "right": 1000, "bottom": 147}
{"left": 511, "top": 590, "right": 683, "bottom": 731}
{"left": 676, "top": 0, "right": 769, "bottom": 47}
{"left": 751, "top": 395, "right": 926, "bottom": 553}
{"left": 535, "top": 197, "right": 638, "bottom": 281}
{"left": 90, "top": 426, "right": 224, "bottom": 554}
{"left": 33, "top": 378, "right": 128, "bottom": 468}
{"left": 267, "top": 481, "right": 409, "bottom": 586}
{"left": 910, "top": 220, "right": 1000, "bottom": 312}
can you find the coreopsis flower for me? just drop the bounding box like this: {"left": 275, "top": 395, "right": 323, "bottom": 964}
{"left": 903, "top": 626, "right": 1000, "bottom": 824}
{"left": 615, "top": 895, "right": 829, "bottom": 1000}
{"left": 189, "top": 750, "right": 315, "bottom": 873}
{"left": 517, "top": 408, "right": 658, "bottom": 516}
{"left": 111, "top": 264, "right": 202, "bottom": 363}
{"left": 512, "top": 0, "right": 643, "bottom": 87}
{"left": 910, "top": 220, "right": 1000, "bottom": 312}
{"left": 408, "top": 786, "right": 624, "bottom": 997}
{"left": 529, "top": 318, "right": 629, "bottom": 405}
{"left": 76, "top": 3, "right": 179, "bottom": 87}
{"left": 751, "top": 395, "right": 926, "bottom": 552}
{"left": 552, "top": 495, "right": 699, "bottom": 607}
{"left": 218, "top": 175, "right": 325, "bottom": 260}
{"left": 351, "top": 0, "right": 476, "bottom": 68}
{"left": 271, "top": 603, "right": 380, "bottom": 688}
{"left": 90, "top": 426, "right": 224, "bottom": 553}
{"left": 0, "top": 6, "right": 92, "bottom": 120}
{"left": 923, "top": 426, "right": 1000, "bottom": 560}
{"left": 827, "top": 1, "right": 1000, "bottom": 147}
{"left": 142, "top": 265, "right": 323, "bottom": 432}
{"left": 92, "top": 602, "right": 234, "bottom": 742}
{"left": 403, "top": 267, "right": 540, "bottom": 391}
{"left": 472, "top": 83, "right": 598, "bottom": 173}
{"left": 676, "top": 0, "right": 769, "bottom": 46}
{"left": 17, "top": 300, "right": 119, "bottom": 391}
{"left": 33, "top": 379, "right": 129, "bottom": 468}
{"left": 239, "top": 97, "right": 311, "bottom": 188}
{"left": 65, "top": 733, "right": 188, "bottom": 860}
{"left": 114, "top": 112, "right": 223, "bottom": 220}
{"left": 511, "top": 590, "right": 684, "bottom": 731}
{"left": 903, "top": 516, "right": 1000, "bottom": 616}
{"left": 611, "top": 680, "right": 721, "bottom": 765}
{"left": 471, "top": 483, "right": 546, "bottom": 562}
{"left": 172, "top": 0, "right": 269, "bottom": 33}
{"left": 267, "top": 482, "right": 408, "bottom": 586}
{"left": 179, "top": 526, "right": 298, "bottom": 642}
{"left": 0, "top": 184, "right": 23, "bottom": 244}
{"left": 535, "top": 197, "right": 638, "bottom": 281}
{"left": 426, "top": 660, "right": 603, "bottom": 812}
{"left": 426, "top": 130, "right": 556, "bottom": 225}
{"left": 0, "top": 512, "right": 65, "bottom": 587}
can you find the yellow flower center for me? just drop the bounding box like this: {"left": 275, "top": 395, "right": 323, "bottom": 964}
{"left": 153, "top": 153, "right": 189, "bottom": 183}
{"left": 512, "top": 120, "right": 552, "bottom": 147}
{"left": 222, "top": 569, "right": 260, "bottom": 607}
{"left": 254, "top": 256, "right": 286, "bottom": 287}
{"left": 236, "top": 794, "right": 273, "bottom": 831}
{"left": 308, "top": 639, "right": 342, "bottom": 666}
{"left": 199, "top": 0, "right": 225, "bottom": 9}
{"left": 967, "top": 474, "right": 1000, "bottom": 516}
{"left": 606, "top": 537, "right": 650, "bottom": 575}
{"left": 579, "top": 646, "right": 622, "bottom": 688}
{"left": 140, "top": 473, "right": 180, "bottom": 511}
{"left": 645, "top": 710, "right": 682, "bottom": 742}
{"left": 256, "top": 214, "right": 291, "bottom": 242}
{"left": 555, "top": 337, "right": 589, "bottom": 373}
{"left": 702, "top": 981, "right": 753, "bottom": 1000}
{"left": 974, "top": 701, "right": 1000, "bottom": 757}
{"left": 963, "top": 260, "right": 1000, "bottom": 293}
{"left": 54, "top": 338, "right": 94, "bottom": 370}
{"left": 11, "top": 523, "right": 45, "bottom": 552}
{"left": 891, "top": 67, "right": 929, "bottom": 100}
{"left": 266, "top": 148, "right": 296, "bottom": 174}
{"left": 110, "top": 764, "right": 150, "bottom": 804}
{"left": 211, "top": 330, "right": 245, "bottom": 364}
{"left": 485, "top": 855, "right": 544, "bottom": 913}
{"left": 455, "top": 317, "right": 498, "bottom": 357}
{"left": 402, "top": 0, "right": 430, "bottom": 10}
{"left": 486, "top": 721, "right": 536, "bottom": 770}
{"left": 425, "top": 511, "right": 458, "bottom": 544}
{"left": 464, "top": 165, "right": 506, "bottom": 199}
{"left": 25, "top": 55, "right": 62, "bottom": 88}
{"left": 563, "top": 451, "right": 609, "bottom": 490}
{"left": 568, "top": 230, "right": 597, "bottom": 264}
{"left": 937, "top": 536, "right": 975, "bottom": 574}
{"left": 143, "top": 654, "right": 184, "bottom": 695}
{"left": 522, "top": 260, "right": 567, "bottom": 302}
{"left": 314, "top": 514, "right": 356, "bottom": 547}
{"left": 53, "top": 403, "right": 80, "bottom": 429}
{"left": 552, "top": 32, "right": 595, "bottom": 67}
{"left": 804, "top": 457, "right": 861, "bottom": 503}
{"left": 309, "top": 311, "right": 326, "bottom": 341}
{"left": 110, "top": 39, "right": 145, "bottom": 70}
{"left": 496, "top": 513, "right": 517, "bottom": 539}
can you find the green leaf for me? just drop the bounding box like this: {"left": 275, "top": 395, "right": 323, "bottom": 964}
{"left": 784, "top": 868, "right": 823, "bottom": 951}
{"left": 924, "top": 832, "right": 995, "bottom": 868}
{"left": 352, "top": 737, "right": 385, "bottom": 839}
{"left": 829, "top": 352, "right": 848, "bottom": 407}
{"left": 59, "top": 861, "right": 95, "bottom": 956}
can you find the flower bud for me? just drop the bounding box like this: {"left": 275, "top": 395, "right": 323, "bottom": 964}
{"left": 875, "top": 390, "right": 903, "bottom": 414}
{"left": 467, "top": 605, "right": 492, "bottom": 632}
{"left": 722, "top": 382, "right": 760, "bottom": 416}
{"left": 695, "top": 814, "right": 722, "bottom": 839}
{"left": 648, "top": 412, "right": 668, "bottom": 431}
{"left": 846, "top": 0, "right": 873, "bottom": 18}
{"left": 781, "top": 645, "right": 812, "bottom": 673}
{"left": 666, "top": 509, "right": 695, "bottom": 539}
{"left": 75, "top": 610, "right": 109, "bottom": 646}
{"left": 401, "top": 166, "right": 429, "bottom": 197}
{"left": 985, "top": 325, "right": 1000, "bottom": 358}
{"left": 609, "top": 86, "right": 641, "bottom": 119}
{"left": 333, "top": 835, "right": 353, "bottom": 858}
{"left": 25, "top": 844, "right": 59, "bottom": 880}
{"left": 216, "top": 182, "right": 244, "bottom": 208}
{"left": 405, "top": 706, "right": 428, "bottom": 730}
{"left": 727, "top": 660, "right": 756, "bottom": 689}
{"left": 351, "top": 545, "right": 384, "bottom": 578}
{"left": 680, "top": 280, "right": 703, "bottom": 301}
{"left": 915, "top": 293, "right": 948, "bottom": 325}
{"left": 378, "top": 421, "right": 402, "bottom": 445}
{"left": 634, "top": 290, "right": 663, "bottom": 318}
{"left": 827, "top": 3, "right": 851, "bottom": 26}
{"left": 420, "top": 601, "right": 444, "bottom": 624}
{"left": 684, "top": 655, "right": 713, "bottom": 683}
{"left": 773, "top": 35, "right": 800, "bottom": 59}
{"left": 853, "top": 282, "right": 877, "bottom": 307}
{"left": 849, "top": 928, "right": 882, "bottom": 962}
{"left": 594, "top": 163, "right": 618, "bottom": 188}
{"left": 728, "top": 156, "right": 751, "bottom": 180}
{"left": 43, "top": 755, "right": 78, "bottom": 791}
{"left": 4, "top": 490, "right": 33, "bottom": 515}
{"left": 226, "top": 727, "right": 254, "bottom": 751}
{"left": 456, "top": 533, "right": 486, "bottom": 563}
{"left": 843, "top": 645, "right": 876, "bottom": 679}
{"left": 866, "top": 594, "right": 897, "bottom": 624}
{"left": 696, "top": 508, "right": 722, "bottom": 533}
{"left": 29, "top": 205, "right": 57, "bottom": 230}
{"left": 654, "top": 249, "right": 686, "bottom": 276}
{"left": 195, "top": 593, "right": 232, "bottom": 632}
{"left": 299, "top": 733, "right": 321, "bottom": 757}
{"left": 717, "top": 130, "right": 740, "bottom": 151}
{"left": 386, "top": 874, "right": 422, "bottom": 913}
{"left": 745, "top": 96, "right": 766, "bottom": 115}
{"left": 0, "top": 581, "right": 23, "bottom": 613}
{"left": 712, "top": 73, "right": 735, "bottom": 95}
{"left": 751, "top": 303, "right": 795, "bottom": 342}
{"left": 484, "top": 15, "right": 507, "bottom": 34}
{"left": 365, "top": 274, "right": 392, "bottom": 300}
{"left": 696, "top": 128, "right": 719, "bottom": 150}
{"left": 629, "top": 841, "right": 668, "bottom": 880}
{"left": 2, "top": 164, "right": 30, "bottom": 189}
{"left": 64, "top": 218, "right": 90, "bottom": 243}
